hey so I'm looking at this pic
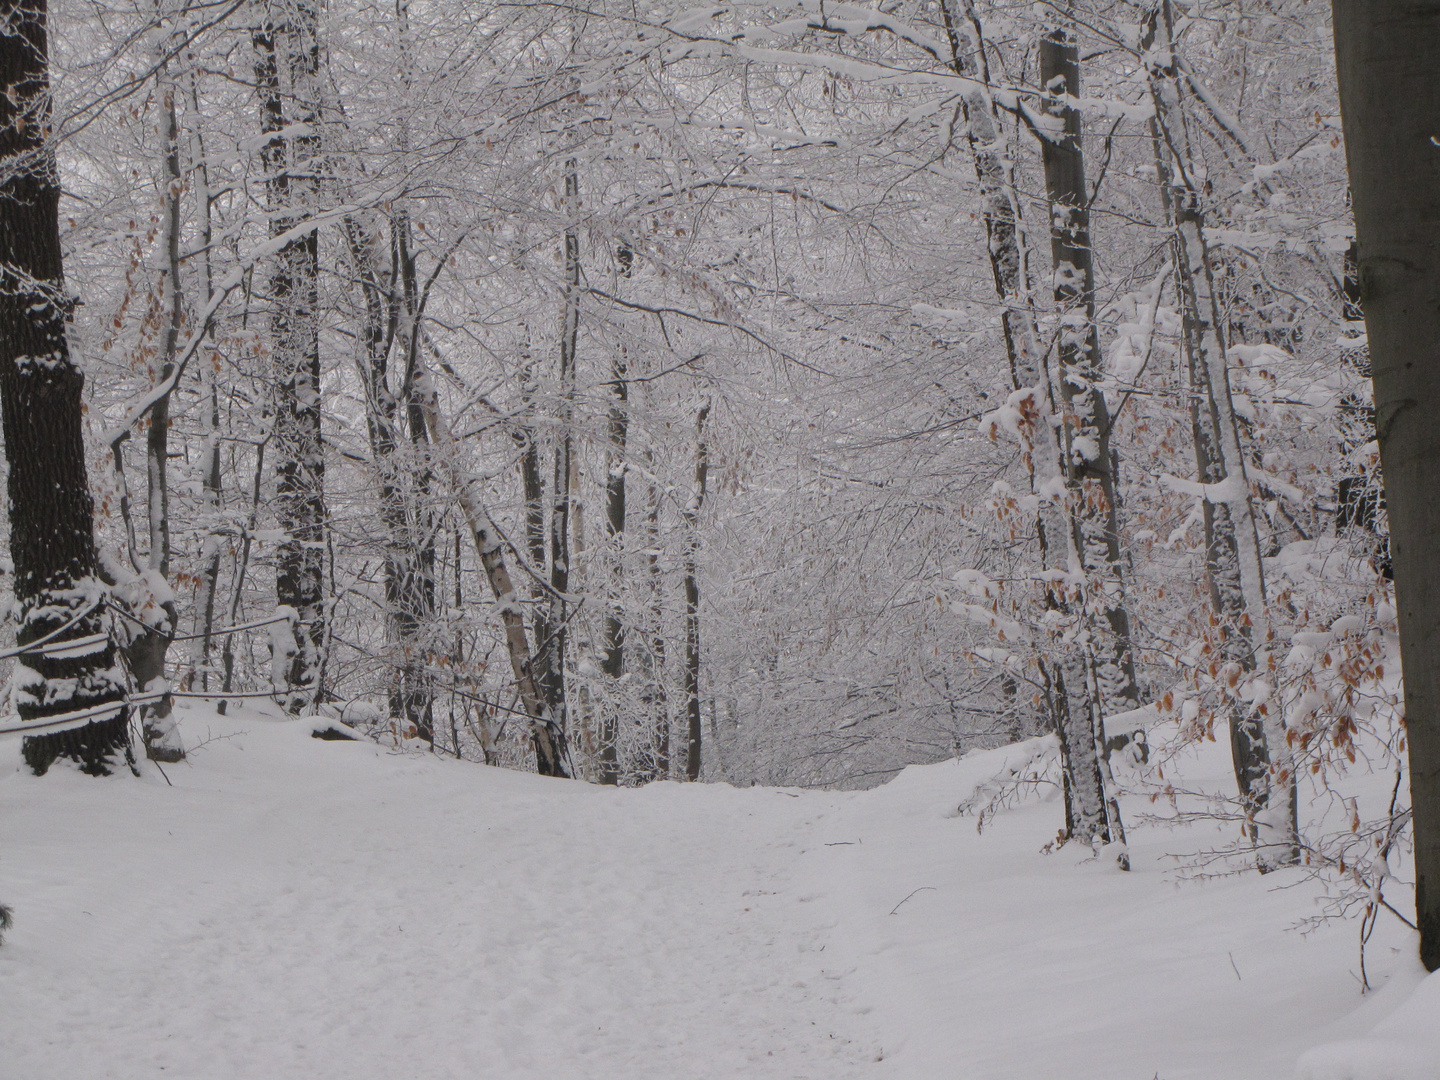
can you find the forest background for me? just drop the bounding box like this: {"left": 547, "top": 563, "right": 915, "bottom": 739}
{"left": 0, "top": 0, "right": 1402, "bottom": 916}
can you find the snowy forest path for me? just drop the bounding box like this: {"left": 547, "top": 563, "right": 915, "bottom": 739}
{"left": 0, "top": 705, "right": 882, "bottom": 1080}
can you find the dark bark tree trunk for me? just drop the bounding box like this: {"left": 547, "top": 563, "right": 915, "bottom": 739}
{"left": 0, "top": 0, "right": 129, "bottom": 775}
{"left": 598, "top": 245, "right": 631, "bottom": 785}
{"left": 1037, "top": 25, "right": 1140, "bottom": 717}
{"left": 254, "top": 0, "right": 325, "bottom": 713}
{"left": 1035, "top": 22, "right": 1132, "bottom": 854}
{"left": 540, "top": 163, "right": 581, "bottom": 763}
{"left": 683, "top": 399, "right": 710, "bottom": 782}
{"left": 1333, "top": 0, "right": 1440, "bottom": 971}
{"left": 642, "top": 439, "right": 670, "bottom": 779}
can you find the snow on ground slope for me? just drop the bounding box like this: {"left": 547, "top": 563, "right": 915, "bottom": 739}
{"left": 0, "top": 702, "right": 1428, "bottom": 1079}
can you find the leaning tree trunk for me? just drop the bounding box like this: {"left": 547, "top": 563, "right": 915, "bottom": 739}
{"left": 1332, "top": 0, "right": 1440, "bottom": 971}
{"left": 415, "top": 365, "right": 574, "bottom": 778}
{"left": 1143, "top": 0, "right": 1297, "bottom": 868}
{"left": 1036, "top": 22, "right": 1134, "bottom": 851}
{"left": 254, "top": 0, "right": 326, "bottom": 713}
{"left": 682, "top": 399, "right": 711, "bottom": 782}
{"left": 0, "top": 0, "right": 129, "bottom": 775}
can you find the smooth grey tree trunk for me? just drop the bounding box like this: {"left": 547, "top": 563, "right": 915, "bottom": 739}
{"left": 1333, "top": 0, "right": 1440, "bottom": 971}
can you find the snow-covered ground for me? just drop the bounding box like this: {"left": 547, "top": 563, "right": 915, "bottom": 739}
{"left": 0, "top": 702, "right": 1433, "bottom": 1079}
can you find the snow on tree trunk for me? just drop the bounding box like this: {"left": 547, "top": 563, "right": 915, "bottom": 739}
{"left": 129, "top": 60, "right": 185, "bottom": 764}
{"left": 254, "top": 0, "right": 326, "bottom": 714}
{"left": 598, "top": 247, "right": 631, "bottom": 785}
{"left": 1333, "top": 0, "right": 1440, "bottom": 969}
{"left": 944, "top": 1, "right": 1059, "bottom": 741}
{"left": 184, "top": 60, "right": 223, "bottom": 698}
{"left": 0, "top": 0, "right": 129, "bottom": 775}
{"left": 642, "top": 435, "right": 670, "bottom": 780}
{"left": 683, "top": 399, "right": 711, "bottom": 782}
{"left": 1144, "top": 0, "right": 1296, "bottom": 868}
{"left": 1035, "top": 20, "right": 1135, "bottom": 851}
{"left": 415, "top": 367, "right": 574, "bottom": 779}
{"left": 539, "top": 161, "right": 581, "bottom": 768}
{"left": 1037, "top": 24, "right": 1140, "bottom": 719}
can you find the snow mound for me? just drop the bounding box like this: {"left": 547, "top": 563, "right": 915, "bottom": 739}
{"left": 1298, "top": 969, "right": 1440, "bottom": 1080}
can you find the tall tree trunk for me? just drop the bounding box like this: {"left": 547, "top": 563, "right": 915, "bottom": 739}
{"left": 128, "top": 63, "right": 185, "bottom": 763}
{"left": 187, "top": 61, "right": 224, "bottom": 694}
{"left": 598, "top": 245, "right": 631, "bottom": 785}
{"left": 1038, "top": 24, "right": 1140, "bottom": 716}
{"left": 683, "top": 399, "right": 711, "bottom": 782}
{"left": 511, "top": 327, "right": 561, "bottom": 726}
{"left": 1036, "top": 21, "right": 1133, "bottom": 853}
{"left": 642, "top": 439, "right": 670, "bottom": 779}
{"left": 415, "top": 365, "right": 574, "bottom": 778}
{"left": 1333, "top": 0, "right": 1440, "bottom": 971}
{"left": 942, "top": 1, "right": 1058, "bottom": 742}
{"left": 0, "top": 0, "right": 129, "bottom": 775}
{"left": 254, "top": 0, "right": 325, "bottom": 713}
{"left": 394, "top": 217, "right": 436, "bottom": 744}
{"left": 541, "top": 162, "right": 581, "bottom": 761}
{"left": 1144, "top": 1, "right": 1297, "bottom": 867}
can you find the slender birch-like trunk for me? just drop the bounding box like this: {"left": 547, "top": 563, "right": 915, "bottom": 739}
{"left": 1, "top": 0, "right": 130, "bottom": 775}
{"left": 1143, "top": 1, "right": 1297, "bottom": 867}
{"left": 415, "top": 366, "right": 574, "bottom": 778}
{"left": 1332, "top": 0, "right": 1440, "bottom": 969}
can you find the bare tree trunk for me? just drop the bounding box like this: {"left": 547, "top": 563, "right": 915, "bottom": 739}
{"left": 598, "top": 245, "right": 631, "bottom": 785}
{"left": 1333, "top": 0, "right": 1440, "bottom": 970}
{"left": 642, "top": 439, "right": 670, "bottom": 779}
{"left": 683, "top": 399, "right": 711, "bottom": 782}
{"left": 541, "top": 162, "right": 581, "bottom": 762}
{"left": 254, "top": 0, "right": 325, "bottom": 713}
{"left": 124, "top": 53, "right": 190, "bottom": 763}
{"left": 1036, "top": 21, "right": 1132, "bottom": 853}
{"left": 415, "top": 366, "right": 574, "bottom": 778}
{"left": 0, "top": 0, "right": 130, "bottom": 775}
{"left": 1144, "top": 1, "right": 1297, "bottom": 867}
{"left": 186, "top": 63, "right": 224, "bottom": 694}
{"left": 1038, "top": 24, "right": 1140, "bottom": 716}
{"left": 942, "top": 2, "right": 1060, "bottom": 743}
